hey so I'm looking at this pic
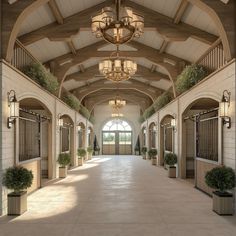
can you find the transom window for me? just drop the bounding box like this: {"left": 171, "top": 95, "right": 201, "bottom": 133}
{"left": 103, "top": 120, "right": 132, "bottom": 131}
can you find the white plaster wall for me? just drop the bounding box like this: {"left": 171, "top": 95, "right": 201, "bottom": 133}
{"left": 0, "top": 61, "right": 92, "bottom": 215}
{"left": 93, "top": 104, "right": 141, "bottom": 153}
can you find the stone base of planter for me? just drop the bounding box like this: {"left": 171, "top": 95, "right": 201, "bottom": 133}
{"left": 168, "top": 166, "right": 176, "bottom": 178}
{"left": 8, "top": 191, "right": 27, "bottom": 215}
{"left": 88, "top": 154, "right": 92, "bottom": 160}
{"left": 152, "top": 159, "right": 157, "bottom": 165}
{"left": 142, "top": 155, "right": 146, "bottom": 160}
{"left": 59, "top": 166, "right": 67, "bottom": 178}
{"left": 213, "top": 191, "right": 234, "bottom": 215}
{"left": 78, "top": 158, "right": 83, "bottom": 166}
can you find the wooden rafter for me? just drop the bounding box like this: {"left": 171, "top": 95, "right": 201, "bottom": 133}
{"left": 48, "top": 0, "right": 64, "bottom": 24}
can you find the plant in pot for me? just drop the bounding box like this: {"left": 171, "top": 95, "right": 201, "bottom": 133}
{"left": 77, "top": 148, "right": 86, "bottom": 166}
{"left": 141, "top": 147, "right": 147, "bottom": 159}
{"left": 2, "top": 166, "right": 33, "bottom": 215}
{"left": 205, "top": 166, "right": 235, "bottom": 215}
{"left": 148, "top": 149, "right": 158, "bottom": 165}
{"left": 57, "top": 153, "right": 71, "bottom": 178}
{"left": 164, "top": 153, "right": 177, "bottom": 178}
{"left": 87, "top": 146, "right": 93, "bottom": 160}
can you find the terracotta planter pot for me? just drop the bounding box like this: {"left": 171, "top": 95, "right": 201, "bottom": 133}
{"left": 78, "top": 158, "right": 83, "bottom": 166}
{"left": 152, "top": 158, "right": 157, "bottom": 165}
{"left": 8, "top": 191, "right": 27, "bottom": 215}
{"left": 59, "top": 166, "right": 67, "bottom": 178}
{"left": 168, "top": 166, "right": 176, "bottom": 178}
{"left": 212, "top": 191, "right": 234, "bottom": 215}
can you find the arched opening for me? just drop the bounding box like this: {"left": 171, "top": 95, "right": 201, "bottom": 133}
{"left": 160, "top": 115, "right": 175, "bottom": 166}
{"left": 148, "top": 122, "right": 157, "bottom": 149}
{"left": 181, "top": 98, "right": 220, "bottom": 195}
{"left": 18, "top": 98, "right": 52, "bottom": 192}
{"left": 59, "top": 114, "right": 74, "bottom": 166}
{"left": 102, "top": 119, "right": 132, "bottom": 155}
{"left": 77, "top": 122, "right": 86, "bottom": 148}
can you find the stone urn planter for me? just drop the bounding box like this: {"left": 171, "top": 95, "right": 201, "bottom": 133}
{"left": 164, "top": 153, "right": 177, "bottom": 178}
{"left": 78, "top": 148, "right": 86, "bottom": 165}
{"left": 141, "top": 147, "right": 147, "bottom": 160}
{"left": 87, "top": 146, "right": 93, "bottom": 160}
{"left": 2, "top": 166, "right": 33, "bottom": 215}
{"left": 148, "top": 148, "right": 158, "bottom": 166}
{"left": 57, "top": 153, "right": 71, "bottom": 178}
{"left": 205, "top": 166, "right": 235, "bottom": 215}
{"left": 78, "top": 157, "right": 83, "bottom": 166}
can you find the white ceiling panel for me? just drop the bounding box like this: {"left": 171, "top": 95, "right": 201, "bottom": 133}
{"left": 72, "top": 31, "right": 100, "bottom": 49}
{"left": 26, "top": 38, "right": 70, "bottom": 63}
{"left": 150, "top": 80, "right": 172, "bottom": 91}
{"left": 182, "top": 4, "right": 219, "bottom": 36}
{"left": 134, "top": 31, "right": 164, "bottom": 50}
{"left": 19, "top": 4, "right": 55, "bottom": 36}
{"left": 55, "top": 0, "right": 104, "bottom": 18}
{"left": 166, "top": 38, "right": 210, "bottom": 63}
{"left": 132, "top": 0, "right": 181, "bottom": 18}
{"left": 98, "top": 44, "right": 137, "bottom": 51}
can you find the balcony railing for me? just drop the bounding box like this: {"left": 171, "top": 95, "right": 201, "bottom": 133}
{"left": 10, "top": 40, "right": 40, "bottom": 72}
{"left": 196, "top": 39, "right": 226, "bottom": 73}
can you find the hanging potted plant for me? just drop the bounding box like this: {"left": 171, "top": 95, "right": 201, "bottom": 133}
{"left": 2, "top": 166, "right": 33, "bottom": 215}
{"left": 148, "top": 148, "right": 158, "bottom": 165}
{"left": 57, "top": 153, "right": 71, "bottom": 178}
{"left": 141, "top": 147, "right": 147, "bottom": 159}
{"left": 205, "top": 166, "right": 235, "bottom": 215}
{"left": 87, "top": 146, "right": 93, "bottom": 160}
{"left": 164, "top": 153, "right": 177, "bottom": 178}
{"left": 78, "top": 148, "right": 86, "bottom": 166}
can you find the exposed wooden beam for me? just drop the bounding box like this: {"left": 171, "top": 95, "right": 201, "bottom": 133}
{"left": 48, "top": 0, "right": 64, "bottom": 24}
{"left": 159, "top": 40, "right": 169, "bottom": 53}
{"left": 71, "top": 79, "right": 163, "bottom": 102}
{"left": 18, "top": 0, "right": 217, "bottom": 46}
{"left": 174, "top": 0, "right": 189, "bottom": 24}
{"left": 67, "top": 40, "right": 77, "bottom": 55}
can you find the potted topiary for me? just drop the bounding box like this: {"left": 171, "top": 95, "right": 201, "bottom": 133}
{"left": 78, "top": 148, "right": 86, "bottom": 166}
{"left": 205, "top": 166, "right": 235, "bottom": 215}
{"left": 57, "top": 153, "right": 71, "bottom": 178}
{"left": 164, "top": 153, "right": 177, "bottom": 178}
{"left": 94, "top": 146, "right": 100, "bottom": 155}
{"left": 148, "top": 149, "right": 158, "bottom": 165}
{"left": 2, "top": 166, "right": 33, "bottom": 215}
{"left": 141, "top": 147, "right": 147, "bottom": 159}
{"left": 87, "top": 146, "right": 93, "bottom": 160}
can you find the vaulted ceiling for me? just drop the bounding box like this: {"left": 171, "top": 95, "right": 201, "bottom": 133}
{"left": 15, "top": 0, "right": 224, "bottom": 111}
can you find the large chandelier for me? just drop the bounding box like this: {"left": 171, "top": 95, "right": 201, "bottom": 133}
{"left": 91, "top": 0, "right": 144, "bottom": 45}
{"left": 99, "top": 46, "right": 137, "bottom": 82}
{"left": 109, "top": 97, "right": 126, "bottom": 109}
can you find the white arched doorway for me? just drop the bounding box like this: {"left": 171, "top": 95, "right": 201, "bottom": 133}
{"left": 102, "top": 119, "right": 132, "bottom": 155}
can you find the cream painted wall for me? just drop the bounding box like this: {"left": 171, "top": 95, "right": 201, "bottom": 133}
{"left": 93, "top": 104, "right": 141, "bottom": 154}
{"left": 0, "top": 61, "right": 92, "bottom": 215}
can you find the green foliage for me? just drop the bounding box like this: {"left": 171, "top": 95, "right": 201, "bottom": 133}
{"left": 153, "top": 92, "right": 172, "bottom": 111}
{"left": 94, "top": 146, "right": 100, "bottom": 151}
{"left": 141, "top": 146, "right": 147, "bottom": 155}
{"left": 148, "top": 148, "right": 158, "bottom": 159}
{"left": 62, "top": 93, "right": 80, "bottom": 112}
{"left": 87, "top": 146, "right": 93, "bottom": 154}
{"left": 205, "top": 166, "right": 236, "bottom": 193}
{"left": 143, "top": 105, "right": 155, "bottom": 120}
{"left": 175, "top": 64, "right": 208, "bottom": 94}
{"left": 23, "top": 63, "right": 59, "bottom": 95}
{"left": 80, "top": 105, "right": 91, "bottom": 120}
{"left": 57, "top": 153, "right": 71, "bottom": 167}
{"left": 138, "top": 115, "right": 145, "bottom": 124}
{"left": 77, "top": 148, "right": 86, "bottom": 158}
{"left": 89, "top": 115, "right": 95, "bottom": 124}
{"left": 2, "top": 166, "right": 33, "bottom": 193}
{"left": 164, "top": 153, "right": 177, "bottom": 166}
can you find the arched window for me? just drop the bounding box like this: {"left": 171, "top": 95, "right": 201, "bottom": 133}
{"left": 103, "top": 120, "right": 132, "bottom": 131}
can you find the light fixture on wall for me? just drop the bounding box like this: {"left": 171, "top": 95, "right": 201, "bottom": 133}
{"left": 91, "top": 0, "right": 144, "bottom": 45}
{"left": 171, "top": 115, "right": 177, "bottom": 132}
{"left": 153, "top": 125, "right": 157, "bottom": 133}
{"left": 58, "top": 114, "right": 63, "bottom": 127}
{"left": 7, "top": 90, "right": 19, "bottom": 129}
{"left": 77, "top": 125, "right": 81, "bottom": 131}
{"left": 219, "top": 90, "right": 231, "bottom": 129}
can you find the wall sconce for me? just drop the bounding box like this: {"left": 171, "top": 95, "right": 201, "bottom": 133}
{"left": 219, "top": 90, "right": 231, "bottom": 129}
{"left": 77, "top": 125, "right": 81, "bottom": 131}
{"left": 143, "top": 129, "right": 146, "bottom": 134}
{"left": 153, "top": 125, "right": 157, "bottom": 133}
{"left": 7, "top": 90, "right": 19, "bottom": 129}
{"left": 171, "top": 115, "right": 177, "bottom": 132}
{"left": 87, "top": 129, "right": 91, "bottom": 134}
{"left": 58, "top": 114, "right": 63, "bottom": 127}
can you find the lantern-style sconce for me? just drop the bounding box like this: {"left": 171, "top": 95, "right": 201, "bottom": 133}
{"left": 143, "top": 129, "right": 146, "bottom": 134}
{"left": 219, "top": 90, "right": 231, "bottom": 129}
{"left": 153, "top": 125, "right": 157, "bottom": 133}
{"left": 88, "top": 129, "right": 91, "bottom": 134}
{"left": 58, "top": 114, "right": 63, "bottom": 127}
{"left": 7, "top": 90, "right": 19, "bottom": 129}
{"left": 171, "top": 115, "right": 177, "bottom": 132}
{"left": 77, "top": 125, "right": 81, "bottom": 131}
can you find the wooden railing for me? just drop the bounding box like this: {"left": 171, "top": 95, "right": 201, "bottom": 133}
{"left": 10, "top": 40, "right": 40, "bottom": 72}
{"left": 196, "top": 39, "right": 226, "bottom": 73}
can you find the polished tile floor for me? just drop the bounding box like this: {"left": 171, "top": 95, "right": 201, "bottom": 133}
{"left": 0, "top": 155, "right": 236, "bottom": 236}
